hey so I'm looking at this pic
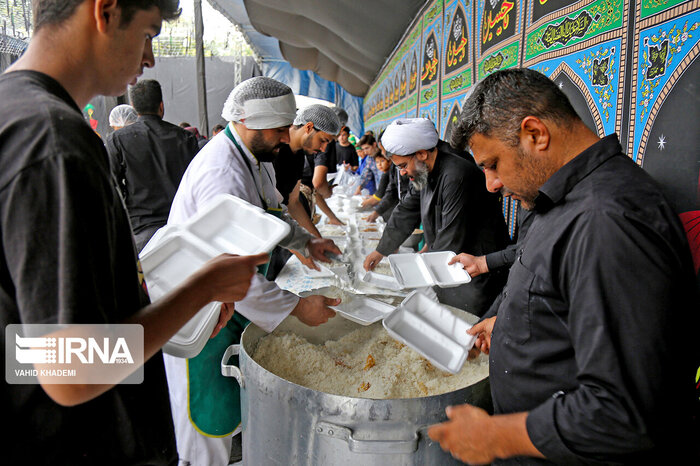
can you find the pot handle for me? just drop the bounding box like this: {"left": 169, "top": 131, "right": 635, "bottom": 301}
{"left": 220, "top": 344, "right": 244, "bottom": 388}
{"left": 315, "top": 421, "right": 418, "bottom": 454}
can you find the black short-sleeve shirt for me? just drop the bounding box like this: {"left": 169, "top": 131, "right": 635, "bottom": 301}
{"left": 0, "top": 71, "right": 176, "bottom": 465}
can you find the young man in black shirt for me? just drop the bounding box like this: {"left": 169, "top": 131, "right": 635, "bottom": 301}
{"left": 428, "top": 68, "right": 699, "bottom": 464}
{"left": 0, "top": 1, "right": 265, "bottom": 464}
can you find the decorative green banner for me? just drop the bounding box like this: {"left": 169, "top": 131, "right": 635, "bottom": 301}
{"left": 642, "top": 0, "right": 689, "bottom": 20}
{"left": 442, "top": 68, "right": 472, "bottom": 96}
{"left": 525, "top": 0, "right": 624, "bottom": 61}
{"left": 478, "top": 41, "right": 519, "bottom": 80}
{"left": 420, "top": 83, "right": 439, "bottom": 104}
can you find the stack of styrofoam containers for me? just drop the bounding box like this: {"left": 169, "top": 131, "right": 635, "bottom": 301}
{"left": 139, "top": 194, "right": 291, "bottom": 358}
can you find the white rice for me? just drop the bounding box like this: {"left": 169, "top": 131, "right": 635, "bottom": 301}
{"left": 252, "top": 324, "right": 489, "bottom": 399}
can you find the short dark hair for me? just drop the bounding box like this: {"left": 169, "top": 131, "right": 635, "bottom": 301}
{"left": 359, "top": 134, "right": 376, "bottom": 146}
{"left": 452, "top": 68, "right": 580, "bottom": 150}
{"left": 33, "top": 0, "right": 181, "bottom": 32}
{"left": 179, "top": 122, "right": 191, "bottom": 128}
{"left": 212, "top": 124, "right": 225, "bottom": 133}
{"left": 129, "top": 79, "right": 163, "bottom": 115}
{"left": 339, "top": 126, "right": 350, "bottom": 135}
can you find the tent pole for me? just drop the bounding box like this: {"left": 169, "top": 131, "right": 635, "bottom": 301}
{"left": 194, "top": 0, "right": 209, "bottom": 137}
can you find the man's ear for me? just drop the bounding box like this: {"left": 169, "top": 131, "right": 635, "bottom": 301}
{"left": 94, "top": 0, "right": 120, "bottom": 34}
{"left": 159, "top": 102, "right": 164, "bottom": 118}
{"left": 305, "top": 122, "right": 315, "bottom": 134}
{"left": 415, "top": 149, "right": 429, "bottom": 162}
{"left": 520, "top": 116, "right": 551, "bottom": 152}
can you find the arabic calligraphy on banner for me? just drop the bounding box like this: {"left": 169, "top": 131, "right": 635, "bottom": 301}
{"left": 421, "top": 33, "right": 440, "bottom": 86}
{"left": 481, "top": 0, "right": 518, "bottom": 54}
{"left": 446, "top": 4, "right": 469, "bottom": 74}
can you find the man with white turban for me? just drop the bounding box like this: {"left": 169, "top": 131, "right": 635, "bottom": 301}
{"left": 164, "top": 77, "right": 340, "bottom": 466}
{"left": 363, "top": 117, "right": 510, "bottom": 315}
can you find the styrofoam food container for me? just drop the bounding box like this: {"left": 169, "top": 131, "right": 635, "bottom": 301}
{"left": 331, "top": 294, "right": 395, "bottom": 325}
{"left": 185, "top": 194, "right": 291, "bottom": 255}
{"left": 388, "top": 251, "right": 471, "bottom": 288}
{"left": 383, "top": 290, "right": 477, "bottom": 373}
{"left": 140, "top": 232, "right": 221, "bottom": 358}
{"left": 360, "top": 271, "right": 402, "bottom": 291}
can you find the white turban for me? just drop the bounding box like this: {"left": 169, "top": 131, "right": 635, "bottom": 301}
{"left": 221, "top": 77, "right": 297, "bottom": 130}
{"left": 380, "top": 118, "right": 438, "bottom": 156}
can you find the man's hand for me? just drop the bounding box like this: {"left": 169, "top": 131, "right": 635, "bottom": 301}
{"left": 306, "top": 238, "right": 342, "bottom": 263}
{"left": 291, "top": 249, "right": 319, "bottom": 271}
{"left": 360, "top": 197, "right": 379, "bottom": 209}
{"left": 428, "top": 405, "right": 542, "bottom": 464}
{"left": 364, "top": 210, "right": 380, "bottom": 223}
{"left": 428, "top": 404, "right": 498, "bottom": 465}
{"left": 210, "top": 302, "right": 235, "bottom": 338}
{"left": 363, "top": 250, "right": 384, "bottom": 271}
{"left": 328, "top": 217, "right": 345, "bottom": 226}
{"left": 449, "top": 253, "right": 489, "bottom": 277}
{"left": 468, "top": 316, "right": 497, "bottom": 356}
{"left": 291, "top": 295, "right": 338, "bottom": 326}
{"left": 197, "top": 253, "right": 269, "bottom": 303}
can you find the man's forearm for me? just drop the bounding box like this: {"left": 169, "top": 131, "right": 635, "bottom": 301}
{"left": 287, "top": 187, "right": 321, "bottom": 237}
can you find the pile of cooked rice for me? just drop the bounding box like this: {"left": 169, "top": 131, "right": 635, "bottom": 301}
{"left": 252, "top": 323, "right": 488, "bottom": 399}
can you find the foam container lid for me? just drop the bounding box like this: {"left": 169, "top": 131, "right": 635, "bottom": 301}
{"left": 185, "top": 194, "right": 291, "bottom": 255}
{"left": 331, "top": 295, "right": 395, "bottom": 325}
{"left": 139, "top": 232, "right": 221, "bottom": 358}
{"left": 139, "top": 194, "right": 292, "bottom": 358}
{"left": 388, "top": 251, "right": 471, "bottom": 289}
{"left": 382, "top": 290, "right": 477, "bottom": 373}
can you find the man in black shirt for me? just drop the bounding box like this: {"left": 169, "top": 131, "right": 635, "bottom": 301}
{"left": 428, "top": 69, "right": 699, "bottom": 464}
{"left": 335, "top": 126, "right": 359, "bottom": 169}
{"left": 267, "top": 104, "right": 341, "bottom": 277}
{"left": 0, "top": 2, "right": 265, "bottom": 464}
{"left": 106, "top": 78, "right": 199, "bottom": 252}
{"left": 364, "top": 118, "right": 510, "bottom": 315}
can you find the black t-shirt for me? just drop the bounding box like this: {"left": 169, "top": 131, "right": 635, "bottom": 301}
{"left": 316, "top": 141, "right": 337, "bottom": 173}
{"left": 272, "top": 144, "right": 304, "bottom": 204}
{"left": 335, "top": 141, "right": 359, "bottom": 166}
{"left": 105, "top": 114, "right": 199, "bottom": 250}
{"left": 0, "top": 71, "right": 176, "bottom": 465}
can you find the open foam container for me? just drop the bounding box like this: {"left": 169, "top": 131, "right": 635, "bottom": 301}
{"left": 383, "top": 290, "right": 477, "bottom": 373}
{"left": 140, "top": 194, "right": 291, "bottom": 358}
{"left": 388, "top": 251, "right": 471, "bottom": 289}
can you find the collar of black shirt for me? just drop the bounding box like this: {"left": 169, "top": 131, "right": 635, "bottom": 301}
{"left": 534, "top": 134, "right": 622, "bottom": 213}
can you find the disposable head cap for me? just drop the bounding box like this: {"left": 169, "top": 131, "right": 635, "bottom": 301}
{"left": 109, "top": 104, "right": 138, "bottom": 127}
{"left": 332, "top": 107, "right": 349, "bottom": 127}
{"left": 381, "top": 118, "right": 438, "bottom": 156}
{"left": 221, "top": 77, "right": 296, "bottom": 130}
{"left": 293, "top": 104, "right": 340, "bottom": 135}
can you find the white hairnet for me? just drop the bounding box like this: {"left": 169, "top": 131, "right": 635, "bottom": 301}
{"left": 332, "top": 107, "right": 349, "bottom": 127}
{"left": 293, "top": 105, "right": 341, "bottom": 135}
{"left": 381, "top": 118, "right": 438, "bottom": 156}
{"left": 221, "top": 77, "right": 296, "bottom": 130}
{"left": 109, "top": 104, "right": 138, "bottom": 127}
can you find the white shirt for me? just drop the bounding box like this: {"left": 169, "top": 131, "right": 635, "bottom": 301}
{"left": 168, "top": 125, "right": 313, "bottom": 331}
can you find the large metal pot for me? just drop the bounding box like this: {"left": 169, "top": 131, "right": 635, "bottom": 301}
{"left": 221, "top": 311, "right": 491, "bottom": 465}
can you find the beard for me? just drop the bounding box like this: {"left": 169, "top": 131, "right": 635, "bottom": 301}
{"left": 508, "top": 144, "right": 557, "bottom": 210}
{"left": 410, "top": 159, "right": 430, "bottom": 191}
{"left": 249, "top": 131, "right": 283, "bottom": 162}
